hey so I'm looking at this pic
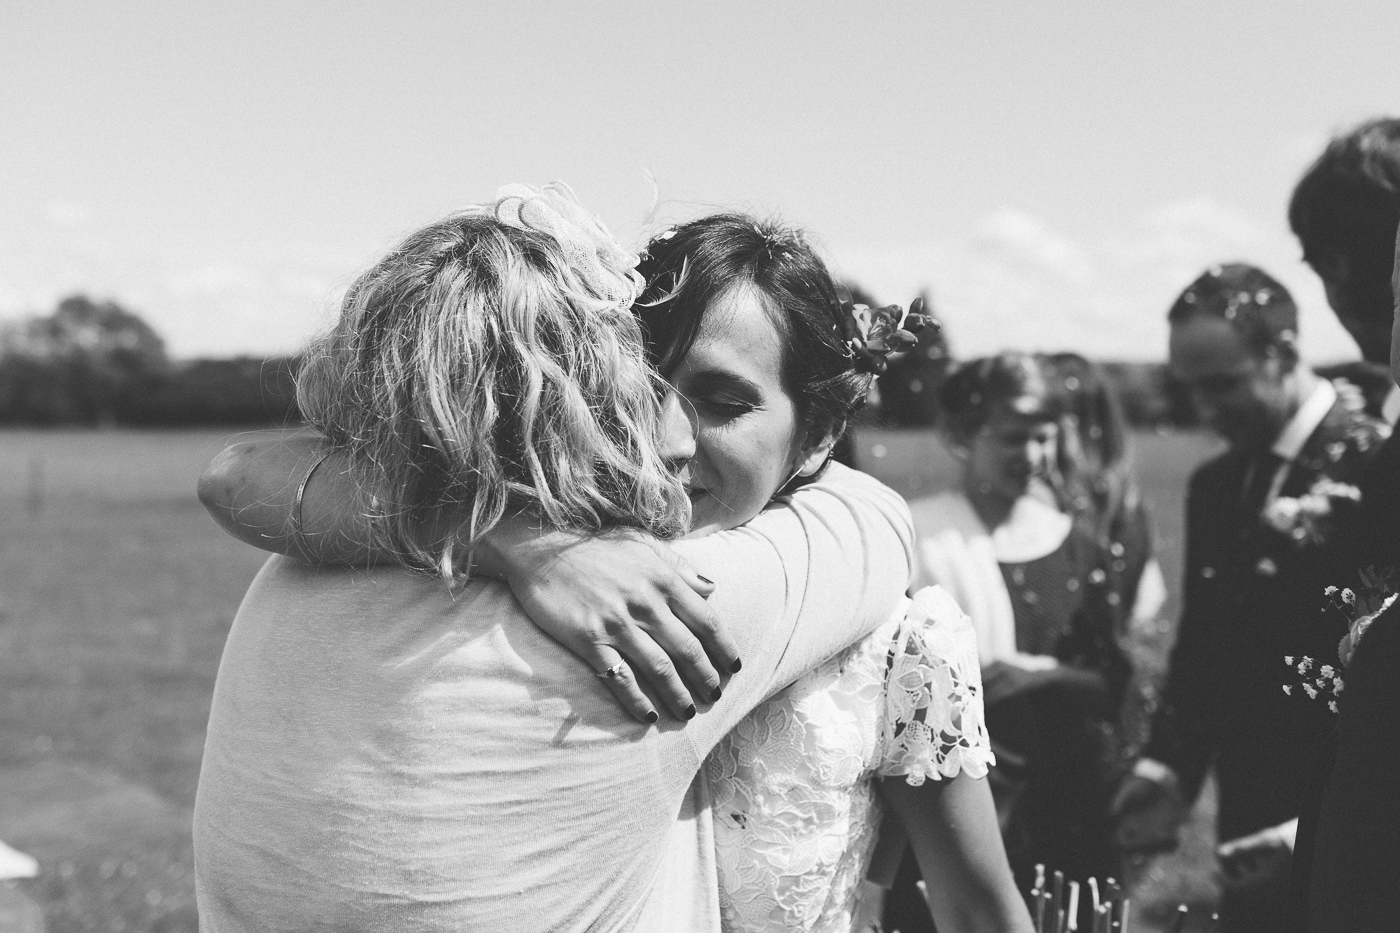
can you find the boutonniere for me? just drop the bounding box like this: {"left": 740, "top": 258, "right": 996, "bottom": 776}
{"left": 1284, "top": 567, "right": 1397, "bottom": 712}
{"left": 1261, "top": 477, "right": 1361, "bottom": 546}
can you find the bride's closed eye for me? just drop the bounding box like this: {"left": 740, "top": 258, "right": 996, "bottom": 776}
{"left": 680, "top": 371, "right": 765, "bottom": 423}
{"left": 696, "top": 395, "right": 758, "bottom": 420}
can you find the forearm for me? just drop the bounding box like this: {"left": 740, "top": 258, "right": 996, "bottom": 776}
{"left": 199, "top": 432, "right": 462, "bottom": 567}
{"left": 673, "top": 464, "right": 915, "bottom": 748}
{"left": 882, "top": 774, "right": 1033, "bottom": 933}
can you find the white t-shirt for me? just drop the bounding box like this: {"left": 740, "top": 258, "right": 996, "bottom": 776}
{"left": 193, "top": 463, "right": 913, "bottom": 933}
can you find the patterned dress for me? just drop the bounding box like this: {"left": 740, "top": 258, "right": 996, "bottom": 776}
{"left": 704, "top": 587, "right": 994, "bottom": 933}
{"left": 993, "top": 522, "right": 1129, "bottom": 891}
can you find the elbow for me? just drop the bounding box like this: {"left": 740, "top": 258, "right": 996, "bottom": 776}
{"left": 197, "top": 441, "right": 261, "bottom": 530}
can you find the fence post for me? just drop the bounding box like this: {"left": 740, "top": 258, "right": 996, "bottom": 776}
{"left": 25, "top": 453, "right": 43, "bottom": 518}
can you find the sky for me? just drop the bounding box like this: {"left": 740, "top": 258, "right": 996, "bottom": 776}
{"left": 2, "top": 2, "right": 1398, "bottom": 361}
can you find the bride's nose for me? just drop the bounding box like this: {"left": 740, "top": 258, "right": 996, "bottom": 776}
{"left": 658, "top": 387, "right": 697, "bottom": 471}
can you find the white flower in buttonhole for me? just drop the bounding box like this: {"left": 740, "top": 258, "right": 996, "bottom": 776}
{"left": 1263, "top": 497, "right": 1303, "bottom": 532}
{"left": 1262, "top": 478, "right": 1362, "bottom": 547}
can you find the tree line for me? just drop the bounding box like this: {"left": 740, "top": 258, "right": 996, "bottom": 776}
{"left": 0, "top": 294, "right": 1201, "bottom": 429}
{"left": 0, "top": 296, "right": 299, "bottom": 426}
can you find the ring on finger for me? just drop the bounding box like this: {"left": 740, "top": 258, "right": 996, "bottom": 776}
{"left": 596, "top": 663, "right": 628, "bottom": 681}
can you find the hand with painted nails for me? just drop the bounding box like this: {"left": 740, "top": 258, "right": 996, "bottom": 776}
{"left": 478, "top": 522, "right": 741, "bottom": 724}
{"left": 198, "top": 432, "right": 740, "bottom": 725}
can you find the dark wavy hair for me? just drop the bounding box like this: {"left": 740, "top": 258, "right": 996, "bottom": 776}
{"left": 633, "top": 214, "right": 872, "bottom": 448}
{"left": 1290, "top": 116, "right": 1400, "bottom": 322}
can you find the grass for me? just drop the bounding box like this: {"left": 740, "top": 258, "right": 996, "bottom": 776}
{"left": 0, "top": 426, "right": 1226, "bottom": 932}
{"left": 0, "top": 428, "right": 277, "bottom": 933}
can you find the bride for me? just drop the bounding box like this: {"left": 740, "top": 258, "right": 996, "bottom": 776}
{"left": 200, "top": 191, "right": 1031, "bottom": 932}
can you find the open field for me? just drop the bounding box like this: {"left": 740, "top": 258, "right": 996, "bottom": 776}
{"left": 0, "top": 426, "right": 1224, "bottom": 932}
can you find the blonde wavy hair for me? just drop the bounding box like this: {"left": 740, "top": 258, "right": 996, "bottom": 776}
{"left": 296, "top": 208, "right": 689, "bottom": 579}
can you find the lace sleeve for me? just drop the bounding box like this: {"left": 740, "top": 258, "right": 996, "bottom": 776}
{"left": 876, "top": 586, "right": 994, "bottom": 785}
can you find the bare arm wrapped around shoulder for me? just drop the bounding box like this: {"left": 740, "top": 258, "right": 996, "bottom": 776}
{"left": 197, "top": 432, "right": 737, "bottom": 723}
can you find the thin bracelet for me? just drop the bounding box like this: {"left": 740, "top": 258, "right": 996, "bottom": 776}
{"left": 290, "top": 451, "right": 334, "bottom": 549}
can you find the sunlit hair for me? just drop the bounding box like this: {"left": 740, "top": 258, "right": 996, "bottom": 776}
{"left": 634, "top": 214, "right": 871, "bottom": 489}
{"left": 1040, "top": 352, "right": 1140, "bottom": 540}
{"left": 297, "top": 210, "right": 689, "bottom": 579}
{"left": 936, "top": 351, "right": 1062, "bottom": 445}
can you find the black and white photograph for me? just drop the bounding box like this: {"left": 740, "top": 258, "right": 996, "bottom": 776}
{"left": 1, "top": 4, "right": 1398, "bottom": 931}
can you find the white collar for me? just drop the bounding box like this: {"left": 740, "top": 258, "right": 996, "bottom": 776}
{"left": 989, "top": 494, "right": 1073, "bottom": 564}
{"left": 1272, "top": 379, "right": 1337, "bottom": 463}
{"left": 1383, "top": 383, "right": 1400, "bottom": 426}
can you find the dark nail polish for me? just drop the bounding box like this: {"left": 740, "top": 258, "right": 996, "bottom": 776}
{"left": 684, "top": 704, "right": 697, "bottom": 720}
{"left": 645, "top": 710, "right": 659, "bottom": 724}
{"left": 710, "top": 686, "right": 723, "bottom": 703}
{"left": 730, "top": 658, "right": 743, "bottom": 674}
{"left": 697, "top": 574, "right": 714, "bottom": 586}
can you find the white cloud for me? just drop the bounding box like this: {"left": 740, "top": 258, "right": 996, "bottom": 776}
{"left": 0, "top": 195, "right": 1363, "bottom": 364}
{"left": 0, "top": 221, "right": 360, "bottom": 358}
{"left": 830, "top": 198, "right": 1359, "bottom": 363}
{"left": 43, "top": 200, "right": 93, "bottom": 229}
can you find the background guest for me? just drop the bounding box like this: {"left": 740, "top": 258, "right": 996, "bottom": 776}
{"left": 885, "top": 353, "right": 1128, "bottom": 932}
{"left": 1043, "top": 352, "right": 1169, "bottom": 760}
{"left": 1114, "top": 264, "right": 1387, "bottom": 933}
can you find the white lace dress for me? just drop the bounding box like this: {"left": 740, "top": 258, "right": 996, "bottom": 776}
{"left": 705, "top": 586, "right": 994, "bottom": 933}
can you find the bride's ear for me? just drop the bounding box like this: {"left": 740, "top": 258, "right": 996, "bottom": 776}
{"left": 794, "top": 430, "right": 838, "bottom": 477}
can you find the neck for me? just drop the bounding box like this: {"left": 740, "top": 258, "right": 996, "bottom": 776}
{"left": 965, "top": 481, "right": 1015, "bottom": 531}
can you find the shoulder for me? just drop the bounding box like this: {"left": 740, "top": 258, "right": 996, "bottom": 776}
{"left": 899, "top": 587, "right": 981, "bottom": 673}
{"left": 797, "top": 462, "right": 914, "bottom": 534}
{"left": 908, "top": 490, "right": 976, "bottom": 533}
{"left": 1299, "top": 398, "right": 1388, "bottom": 477}
{"left": 680, "top": 463, "right": 913, "bottom": 562}
{"left": 877, "top": 587, "right": 993, "bottom": 783}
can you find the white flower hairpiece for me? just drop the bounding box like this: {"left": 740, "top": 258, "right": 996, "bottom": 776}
{"left": 491, "top": 182, "right": 644, "bottom": 314}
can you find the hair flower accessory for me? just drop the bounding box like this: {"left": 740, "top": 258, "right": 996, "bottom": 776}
{"left": 841, "top": 296, "right": 937, "bottom": 374}
{"left": 491, "top": 182, "right": 644, "bottom": 314}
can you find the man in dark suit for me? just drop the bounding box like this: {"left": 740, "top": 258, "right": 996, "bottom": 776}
{"left": 1284, "top": 117, "right": 1400, "bottom": 933}
{"left": 1113, "top": 264, "right": 1387, "bottom": 933}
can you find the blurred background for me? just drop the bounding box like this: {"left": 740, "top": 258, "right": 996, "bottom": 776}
{"left": 2, "top": 2, "right": 1398, "bottom": 930}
